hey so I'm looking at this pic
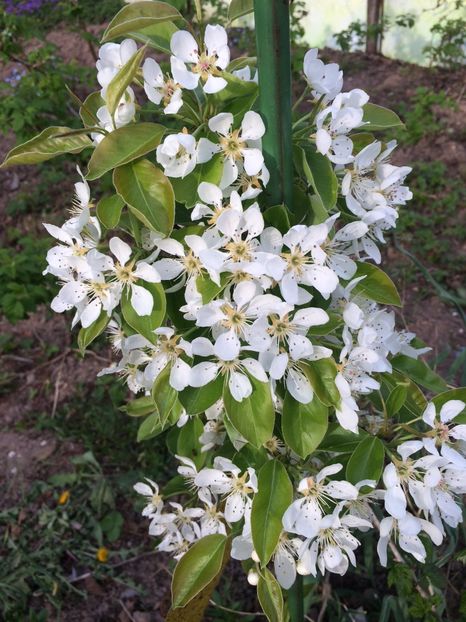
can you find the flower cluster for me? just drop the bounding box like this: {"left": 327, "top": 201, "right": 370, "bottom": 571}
{"left": 29, "top": 15, "right": 465, "bottom": 601}
{"left": 136, "top": 395, "right": 466, "bottom": 588}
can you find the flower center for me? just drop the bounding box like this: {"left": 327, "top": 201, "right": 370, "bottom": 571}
{"left": 193, "top": 52, "right": 218, "bottom": 80}
{"left": 221, "top": 303, "right": 246, "bottom": 332}
{"left": 281, "top": 247, "right": 308, "bottom": 276}
{"left": 224, "top": 239, "right": 252, "bottom": 262}
{"left": 183, "top": 251, "right": 202, "bottom": 276}
{"left": 219, "top": 129, "right": 246, "bottom": 161}
{"left": 114, "top": 262, "right": 136, "bottom": 284}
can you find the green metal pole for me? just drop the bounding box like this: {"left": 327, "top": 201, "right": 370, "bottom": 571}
{"left": 253, "top": 0, "right": 294, "bottom": 208}
{"left": 253, "top": 2, "right": 303, "bottom": 620}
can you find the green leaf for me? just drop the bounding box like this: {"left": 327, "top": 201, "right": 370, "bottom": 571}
{"left": 391, "top": 355, "right": 447, "bottom": 393}
{"left": 137, "top": 412, "right": 162, "bottom": 441}
{"left": 179, "top": 375, "right": 224, "bottom": 415}
{"left": 177, "top": 417, "right": 205, "bottom": 467}
{"left": 152, "top": 364, "right": 179, "bottom": 425}
{"left": 172, "top": 534, "right": 228, "bottom": 608}
{"left": 1, "top": 126, "right": 92, "bottom": 168}
{"left": 257, "top": 568, "right": 285, "bottom": 622}
{"left": 96, "top": 194, "right": 124, "bottom": 229}
{"left": 282, "top": 394, "right": 328, "bottom": 459}
{"left": 80, "top": 91, "right": 104, "bottom": 127}
{"left": 86, "top": 123, "right": 165, "bottom": 180}
{"left": 223, "top": 375, "right": 275, "bottom": 448}
{"left": 77, "top": 311, "right": 110, "bottom": 354}
{"left": 171, "top": 155, "right": 224, "bottom": 207}
{"left": 228, "top": 0, "right": 253, "bottom": 23}
{"left": 195, "top": 274, "right": 228, "bottom": 304}
{"left": 385, "top": 384, "right": 408, "bottom": 416}
{"left": 300, "top": 145, "right": 338, "bottom": 211}
{"left": 263, "top": 204, "right": 291, "bottom": 234}
{"left": 320, "top": 423, "right": 367, "bottom": 453}
{"left": 346, "top": 436, "right": 385, "bottom": 485}
{"left": 302, "top": 359, "right": 340, "bottom": 407}
{"left": 102, "top": 1, "right": 183, "bottom": 42}
{"left": 251, "top": 460, "right": 292, "bottom": 566}
{"left": 129, "top": 21, "right": 179, "bottom": 54}
{"left": 362, "top": 103, "right": 404, "bottom": 131}
{"left": 351, "top": 262, "right": 402, "bottom": 307}
{"left": 106, "top": 45, "right": 146, "bottom": 118}
{"left": 121, "top": 281, "right": 166, "bottom": 343}
{"left": 113, "top": 159, "right": 175, "bottom": 236}
{"left": 125, "top": 395, "right": 157, "bottom": 417}
{"left": 380, "top": 372, "right": 426, "bottom": 420}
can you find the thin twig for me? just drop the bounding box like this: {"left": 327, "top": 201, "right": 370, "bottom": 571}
{"left": 208, "top": 599, "right": 266, "bottom": 617}
{"left": 317, "top": 573, "right": 331, "bottom": 622}
{"left": 118, "top": 598, "right": 137, "bottom": 622}
{"left": 69, "top": 551, "right": 159, "bottom": 584}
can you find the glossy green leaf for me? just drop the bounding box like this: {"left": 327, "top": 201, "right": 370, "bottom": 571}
{"left": 171, "top": 155, "right": 224, "bottom": 207}
{"left": 113, "top": 159, "right": 174, "bottom": 235}
{"left": 263, "top": 204, "right": 291, "bottom": 234}
{"left": 300, "top": 145, "right": 338, "bottom": 211}
{"left": 121, "top": 282, "right": 166, "bottom": 344}
{"left": 80, "top": 91, "right": 104, "bottom": 127}
{"left": 77, "top": 311, "right": 110, "bottom": 354}
{"left": 223, "top": 375, "right": 275, "bottom": 447}
{"left": 179, "top": 375, "right": 224, "bottom": 415}
{"left": 102, "top": 1, "right": 183, "bottom": 42}
{"left": 195, "top": 274, "right": 228, "bottom": 304}
{"left": 86, "top": 123, "right": 165, "bottom": 180}
{"left": 177, "top": 417, "right": 205, "bottom": 468}
{"left": 282, "top": 394, "right": 328, "bottom": 459}
{"left": 385, "top": 384, "right": 408, "bottom": 416}
{"left": 228, "top": 0, "right": 253, "bottom": 22}
{"left": 106, "top": 45, "right": 146, "bottom": 118}
{"left": 352, "top": 262, "right": 402, "bottom": 307}
{"left": 302, "top": 359, "right": 340, "bottom": 407}
{"left": 381, "top": 371, "right": 427, "bottom": 420}
{"left": 129, "top": 21, "right": 179, "bottom": 54}
{"left": 320, "top": 423, "right": 367, "bottom": 453}
{"left": 125, "top": 395, "right": 157, "bottom": 417}
{"left": 251, "top": 460, "right": 293, "bottom": 566}
{"left": 391, "top": 355, "right": 447, "bottom": 393}
{"left": 96, "top": 194, "right": 124, "bottom": 229}
{"left": 152, "top": 364, "right": 179, "bottom": 424}
{"left": 1, "top": 126, "right": 92, "bottom": 168}
{"left": 257, "top": 568, "right": 285, "bottom": 622}
{"left": 346, "top": 436, "right": 385, "bottom": 485}
{"left": 362, "top": 103, "right": 404, "bottom": 131}
{"left": 172, "top": 535, "right": 227, "bottom": 608}
{"left": 137, "top": 412, "right": 162, "bottom": 441}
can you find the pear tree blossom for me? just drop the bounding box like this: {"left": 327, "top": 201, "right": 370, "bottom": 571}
{"left": 5, "top": 5, "right": 465, "bottom": 619}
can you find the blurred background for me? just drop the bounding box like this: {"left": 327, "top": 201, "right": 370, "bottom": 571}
{"left": 0, "top": 1, "right": 465, "bottom": 620}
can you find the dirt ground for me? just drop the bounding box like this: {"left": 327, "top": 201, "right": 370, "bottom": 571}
{"left": 0, "top": 25, "right": 465, "bottom": 622}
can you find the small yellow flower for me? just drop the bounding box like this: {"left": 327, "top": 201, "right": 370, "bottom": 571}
{"left": 96, "top": 546, "right": 109, "bottom": 563}
{"left": 58, "top": 490, "right": 70, "bottom": 505}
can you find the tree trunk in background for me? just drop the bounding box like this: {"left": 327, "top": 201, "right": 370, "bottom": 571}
{"left": 366, "top": 0, "right": 384, "bottom": 55}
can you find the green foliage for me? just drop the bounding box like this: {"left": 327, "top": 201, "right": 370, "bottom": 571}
{"left": 424, "top": 18, "right": 466, "bottom": 69}
{"left": 0, "top": 231, "right": 55, "bottom": 322}
{"left": 396, "top": 87, "right": 457, "bottom": 146}
{"left": 395, "top": 160, "right": 466, "bottom": 288}
{"left": 0, "top": 451, "right": 126, "bottom": 617}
